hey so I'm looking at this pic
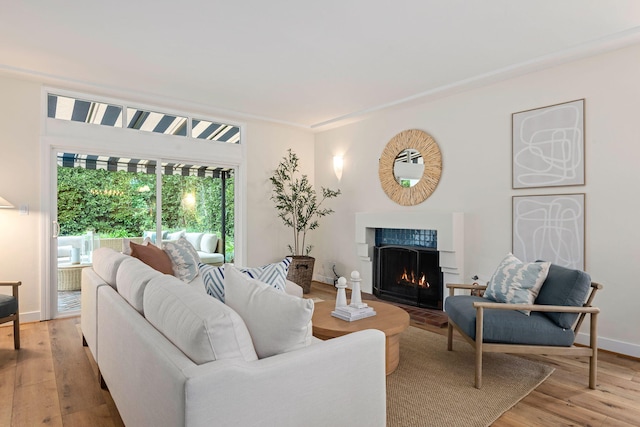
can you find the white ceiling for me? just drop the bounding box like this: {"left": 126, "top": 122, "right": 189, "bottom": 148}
{"left": 2, "top": 0, "right": 640, "bottom": 130}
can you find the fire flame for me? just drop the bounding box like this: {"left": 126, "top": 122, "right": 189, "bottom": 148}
{"left": 399, "top": 268, "right": 429, "bottom": 288}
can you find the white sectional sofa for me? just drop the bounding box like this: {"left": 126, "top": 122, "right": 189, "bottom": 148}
{"left": 81, "top": 248, "right": 386, "bottom": 427}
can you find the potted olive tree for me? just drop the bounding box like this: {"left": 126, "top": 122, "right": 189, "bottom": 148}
{"left": 270, "top": 149, "right": 341, "bottom": 293}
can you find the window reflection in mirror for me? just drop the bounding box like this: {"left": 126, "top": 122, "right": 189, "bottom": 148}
{"left": 393, "top": 149, "right": 424, "bottom": 187}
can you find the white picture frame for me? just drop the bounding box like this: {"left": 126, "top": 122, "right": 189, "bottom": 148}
{"left": 512, "top": 99, "right": 585, "bottom": 189}
{"left": 512, "top": 193, "right": 585, "bottom": 270}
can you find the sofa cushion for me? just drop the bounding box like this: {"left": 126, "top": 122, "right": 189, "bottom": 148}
{"left": 535, "top": 263, "right": 591, "bottom": 329}
{"left": 57, "top": 244, "right": 73, "bottom": 258}
{"left": 167, "top": 230, "right": 186, "bottom": 241}
{"left": 198, "top": 252, "right": 225, "bottom": 265}
{"left": 116, "top": 257, "right": 163, "bottom": 314}
{"left": 92, "top": 247, "right": 130, "bottom": 288}
{"left": 224, "top": 265, "right": 314, "bottom": 359}
{"left": 199, "top": 258, "right": 289, "bottom": 303}
{"left": 185, "top": 232, "right": 204, "bottom": 251}
{"left": 143, "top": 275, "right": 258, "bottom": 364}
{"left": 0, "top": 294, "right": 18, "bottom": 318}
{"left": 200, "top": 233, "right": 218, "bottom": 253}
{"left": 163, "top": 237, "right": 201, "bottom": 283}
{"left": 484, "top": 253, "right": 550, "bottom": 315}
{"left": 122, "top": 237, "right": 151, "bottom": 255}
{"left": 130, "top": 241, "right": 174, "bottom": 275}
{"left": 445, "top": 295, "right": 575, "bottom": 346}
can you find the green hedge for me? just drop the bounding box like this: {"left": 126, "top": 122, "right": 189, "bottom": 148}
{"left": 57, "top": 167, "right": 234, "bottom": 243}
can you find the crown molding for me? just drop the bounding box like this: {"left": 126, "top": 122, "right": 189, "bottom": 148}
{"left": 310, "top": 26, "right": 640, "bottom": 132}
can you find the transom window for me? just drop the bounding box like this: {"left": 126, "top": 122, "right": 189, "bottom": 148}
{"left": 47, "top": 94, "right": 240, "bottom": 143}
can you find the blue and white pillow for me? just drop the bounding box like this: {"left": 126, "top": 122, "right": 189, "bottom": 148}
{"left": 199, "top": 257, "right": 291, "bottom": 303}
{"left": 484, "top": 253, "right": 550, "bottom": 315}
{"left": 162, "top": 237, "right": 201, "bottom": 283}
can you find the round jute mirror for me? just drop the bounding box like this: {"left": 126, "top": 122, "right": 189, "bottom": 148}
{"left": 379, "top": 129, "right": 442, "bottom": 206}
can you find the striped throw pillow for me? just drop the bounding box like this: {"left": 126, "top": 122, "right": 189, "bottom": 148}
{"left": 199, "top": 257, "right": 291, "bottom": 303}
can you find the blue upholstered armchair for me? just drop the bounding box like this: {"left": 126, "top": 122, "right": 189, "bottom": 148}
{"left": 445, "top": 263, "right": 602, "bottom": 389}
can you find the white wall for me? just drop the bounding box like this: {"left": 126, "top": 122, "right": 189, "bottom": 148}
{"left": 245, "top": 121, "right": 315, "bottom": 265}
{"left": 0, "top": 73, "right": 314, "bottom": 322}
{"left": 313, "top": 44, "right": 640, "bottom": 357}
{"left": 0, "top": 77, "right": 42, "bottom": 321}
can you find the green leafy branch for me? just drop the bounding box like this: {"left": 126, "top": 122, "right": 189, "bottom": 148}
{"left": 270, "top": 149, "right": 341, "bottom": 256}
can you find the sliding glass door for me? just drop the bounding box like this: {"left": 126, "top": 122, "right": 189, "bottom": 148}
{"left": 54, "top": 152, "right": 233, "bottom": 316}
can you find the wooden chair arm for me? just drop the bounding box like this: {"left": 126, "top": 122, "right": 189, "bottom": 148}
{"left": 446, "top": 283, "right": 487, "bottom": 290}
{"left": 472, "top": 300, "right": 600, "bottom": 314}
{"left": 0, "top": 281, "right": 21, "bottom": 298}
{"left": 447, "top": 283, "right": 487, "bottom": 297}
{"left": 0, "top": 281, "right": 21, "bottom": 286}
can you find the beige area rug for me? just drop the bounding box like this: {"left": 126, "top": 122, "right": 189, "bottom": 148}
{"left": 387, "top": 327, "right": 554, "bottom": 427}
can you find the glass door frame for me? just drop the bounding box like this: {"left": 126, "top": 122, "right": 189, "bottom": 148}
{"left": 43, "top": 144, "right": 242, "bottom": 319}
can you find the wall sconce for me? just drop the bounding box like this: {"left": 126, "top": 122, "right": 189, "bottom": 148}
{"left": 0, "top": 195, "right": 15, "bottom": 209}
{"left": 333, "top": 156, "right": 344, "bottom": 181}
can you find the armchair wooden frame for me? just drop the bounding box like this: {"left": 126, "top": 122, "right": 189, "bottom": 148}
{"left": 446, "top": 281, "right": 602, "bottom": 389}
{"left": 0, "top": 281, "right": 21, "bottom": 349}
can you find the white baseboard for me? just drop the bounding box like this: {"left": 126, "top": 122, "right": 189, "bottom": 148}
{"left": 312, "top": 274, "right": 335, "bottom": 286}
{"left": 0, "top": 311, "right": 40, "bottom": 328}
{"left": 20, "top": 311, "right": 41, "bottom": 323}
{"left": 575, "top": 332, "right": 640, "bottom": 358}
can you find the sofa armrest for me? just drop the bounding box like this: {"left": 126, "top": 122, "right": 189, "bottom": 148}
{"left": 183, "top": 329, "right": 387, "bottom": 427}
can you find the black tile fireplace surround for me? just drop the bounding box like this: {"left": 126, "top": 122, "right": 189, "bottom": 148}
{"left": 373, "top": 245, "right": 443, "bottom": 310}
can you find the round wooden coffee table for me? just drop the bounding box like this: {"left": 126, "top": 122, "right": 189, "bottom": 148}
{"left": 312, "top": 300, "right": 410, "bottom": 375}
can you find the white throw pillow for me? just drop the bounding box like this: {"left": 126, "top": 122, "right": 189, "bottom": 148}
{"left": 200, "top": 233, "right": 218, "bottom": 253}
{"left": 167, "top": 230, "right": 186, "bottom": 241}
{"left": 143, "top": 275, "right": 258, "bottom": 364}
{"left": 484, "top": 253, "right": 551, "bottom": 315}
{"left": 185, "top": 232, "right": 204, "bottom": 251}
{"left": 224, "top": 265, "right": 314, "bottom": 359}
{"left": 122, "top": 237, "right": 151, "bottom": 255}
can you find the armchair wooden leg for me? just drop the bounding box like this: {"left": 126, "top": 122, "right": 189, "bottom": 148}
{"left": 447, "top": 323, "right": 453, "bottom": 351}
{"left": 475, "top": 307, "right": 484, "bottom": 389}
{"left": 589, "top": 313, "right": 598, "bottom": 389}
{"left": 475, "top": 344, "right": 482, "bottom": 389}
{"left": 99, "top": 372, "right": 108, "bottom": 390}
{"left": 13, "top": 314, "right": 20, "bottom": 350}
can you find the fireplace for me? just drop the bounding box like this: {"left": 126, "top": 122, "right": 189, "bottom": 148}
{"left": 373, "top": 245, "right": 443, "bottom": 309}
{"left": 355, "top": 211, "right": 464, "bottom": 302}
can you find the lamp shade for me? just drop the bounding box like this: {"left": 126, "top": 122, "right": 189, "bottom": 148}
{"left": 0, "top": 195, "right": 15, "bottom": 208}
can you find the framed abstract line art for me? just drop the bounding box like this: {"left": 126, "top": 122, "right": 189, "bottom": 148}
{"left": 512, "top": 99, "right": 585, "bottom": 189}
{"left": 512, "top": 193, "right": 585, "bottom": 270}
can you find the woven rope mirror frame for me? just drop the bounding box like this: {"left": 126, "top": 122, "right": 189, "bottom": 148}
{"left": 379, "top": 129, "right": 442, "bottom": 206}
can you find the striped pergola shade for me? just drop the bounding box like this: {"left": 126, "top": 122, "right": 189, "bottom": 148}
{"left": 57, "top": 153, "right": 233, "bottom": 178}
{"left": 47, "top": 94, "right": 240, "bottom": 143}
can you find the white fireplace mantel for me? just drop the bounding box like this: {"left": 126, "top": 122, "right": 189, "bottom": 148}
{"left": 355, "top": 211, "right": 464, "bottom": 295}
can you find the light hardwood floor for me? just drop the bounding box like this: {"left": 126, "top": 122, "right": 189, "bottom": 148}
{"left": 1, "top": 282, "right": 638, "bottom": 426}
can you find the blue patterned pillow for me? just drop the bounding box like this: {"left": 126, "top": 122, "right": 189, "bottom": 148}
{"left": 199, "top": 257, "right": 291, "bottom": 303}
{"left": 162, "top": 237, "right": 201, "bottom": 283}
{"left": 484, "top": 253, "right": 550, "bottom": 315}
